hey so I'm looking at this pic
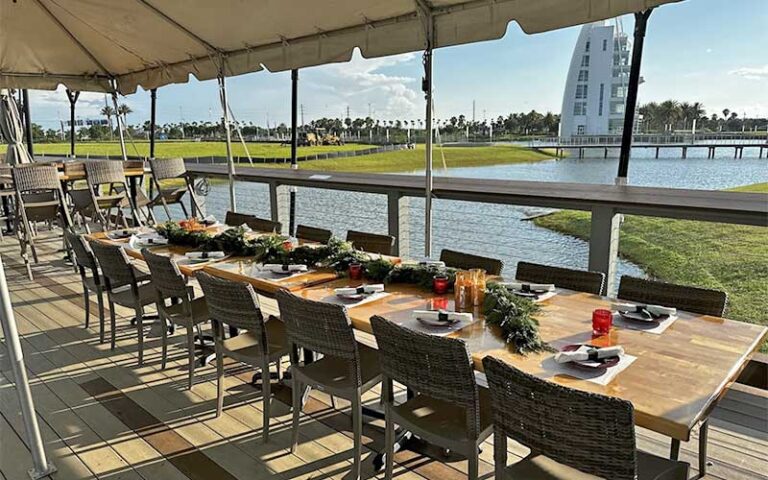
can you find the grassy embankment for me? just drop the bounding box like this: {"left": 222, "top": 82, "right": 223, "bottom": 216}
{"left": 35, "top": 142, "right": 556, "bottom": 173}
{"left": 534, "top": 183, "right": 768, "bottom": 349}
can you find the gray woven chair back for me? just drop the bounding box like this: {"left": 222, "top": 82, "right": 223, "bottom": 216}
{"left": 197, "top": 272, "right": 267, "bottom": 343}
{"left": 245, "top": 216, "right": 281, "bottom": 234}
{"left": 371, "top": 315, "right": 479, "bottom": 411}
{"left": 618, "top": 276, "right": 727, "bottom": 316}
{"left": 12, "top": 165, "right": 60, "bottom": 192}
{"left": 483, "top": 356, "right": 637, "bottom": 480}
{"left": 64, "top": 228, "right": 97, "bottom": 270}
{"left": 141, "top": 249, "right": 188, "bottom": 298}
{"left": 439, "top": 249, "right": 504, "bottom": 275}
{"left": 296, "top": 225, "right": 332, "bottom": 244}
{"left": 276, "top": 289, "right": 359, "bottom": 362}
{"left": 85, "top": 161, "right": 126, "bottom": 186}
{"left": 88, "top": 240, "right": 135, "bottom": 286}
{"left": 150, "top": 158, "right": 186, "bottom": 181}
{"left": 516, "top": 261, "right": 605, "bottom": 295}
{"left": 346, "top": 230, "right": 396, "bottom": 256}
{"left": 225, "top": 211, "right": 253, "bottom": 227}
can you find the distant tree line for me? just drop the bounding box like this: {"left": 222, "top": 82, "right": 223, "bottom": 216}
{"left": 639, "top": 100, "right": 767, "bottom": 133}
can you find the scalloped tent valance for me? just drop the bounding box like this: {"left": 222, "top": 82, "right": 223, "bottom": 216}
{"left": 0, "top": 0, "right": 680, "bottom": 94}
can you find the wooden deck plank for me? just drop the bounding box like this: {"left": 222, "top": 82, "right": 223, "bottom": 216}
{"left": 0, "top": 410, "right": 38, "bottom": 480}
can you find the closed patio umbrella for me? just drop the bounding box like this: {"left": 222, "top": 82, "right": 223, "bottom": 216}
{"left": 0, "top": 89, "right": 33, "bottom": 165}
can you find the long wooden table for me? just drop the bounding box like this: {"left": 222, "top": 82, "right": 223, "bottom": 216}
{"left": 88, "top": 228, "right": 767, "bottom": 446}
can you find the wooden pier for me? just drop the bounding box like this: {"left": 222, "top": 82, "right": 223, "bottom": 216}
{"left": 537, "top": 143, "right": 768, "bottom": 159}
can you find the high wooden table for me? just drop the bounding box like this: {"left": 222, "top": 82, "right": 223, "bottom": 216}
{"left": 295, "top": 279, "right": 767, "bottom": 448}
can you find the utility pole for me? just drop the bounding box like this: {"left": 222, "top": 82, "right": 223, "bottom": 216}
{"left": 472, "top": 99, "right": 476, "bottom": 123}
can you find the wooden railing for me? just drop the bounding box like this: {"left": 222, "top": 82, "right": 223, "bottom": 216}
{"left": 186, "top": 163, "right": 768, "bottom": 292}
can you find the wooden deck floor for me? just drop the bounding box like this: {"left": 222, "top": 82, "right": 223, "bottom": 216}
{"left": 0, "top": 237, "right": 766, "bottom": 480}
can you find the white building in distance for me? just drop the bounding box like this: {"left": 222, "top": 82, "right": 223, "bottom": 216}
{"left": 560, "top": 20, "right": 632, "bottom": 139}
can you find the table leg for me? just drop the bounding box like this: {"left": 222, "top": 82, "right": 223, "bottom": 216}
{"left": 670, "top": 439, "right": 681, "bottom": 461}
{"left": 699, "top": 420, "right": 709, "bottom": 477}
{"left": 129, "top": 176, "right": 139, "bottom": 226}
{"left": 373, "top": 430, "right": 414, "bottom": 472}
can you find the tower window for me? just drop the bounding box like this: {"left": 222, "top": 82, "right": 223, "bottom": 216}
{"left": 598, "top": 83, "right": 605, "bottom": 116}
{"left": 573, "top": 102, "right": 587, "bottom": 116}
{"left": 586, "top": 40, "right": 591, "bottom": 52}
{"left": 578, "top": 70, "right": 589, "bottom": 82}
{"left": 603, "top": 39, "right": 608, "bottom": 51}
{"left": 575, "top": 85, "right": 588, "bottom": 99}
{"left": 581, "top": 55, "right": 590, "bottom": 67}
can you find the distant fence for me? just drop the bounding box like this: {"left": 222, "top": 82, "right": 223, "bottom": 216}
{"left": 34, "top": 143, "right": 411, "bottom": 164}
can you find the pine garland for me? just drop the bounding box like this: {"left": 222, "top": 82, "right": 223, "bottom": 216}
{"left": 482, "top": 282, "right": 551, "bottom": 354}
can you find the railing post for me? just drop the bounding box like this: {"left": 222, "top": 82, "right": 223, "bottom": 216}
{"left": 387, "top": 192, "right": 400, "bottom": 254}
{"left": 588, "top": 206, "right": 621, "bottom": 295}
{"left": 269, "top": 182, "right": 290, "bottom": 235}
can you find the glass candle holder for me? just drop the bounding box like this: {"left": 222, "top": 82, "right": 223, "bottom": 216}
{"left": 454, "top": 270, "right": 473, "bottom": 310}
{"left": 433, "top": 275, "right": 449, "bottom": 294}
{"left": 592, "top": 309, "right": 613, "bottom": 336}
{"left": 348, "top": 262, "right": 363, "bottom": 280}
{"left": 470, "top": 268, "right": 486, "bottom": 306}
{"left": 430, "top": 297, "right": 449, "bottom": 311}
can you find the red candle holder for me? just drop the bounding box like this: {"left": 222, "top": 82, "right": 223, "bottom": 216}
{"left": 348, "top": 262, "right": 363, "bottom": 280}
{"left": 433, "top": 275, "right": 449, "bottom": 294}
{"left": 592, "top": 309, "right": 613, "bottom": 336}
{"left": 430, "top": 297, "right": 449, "bottom": 311}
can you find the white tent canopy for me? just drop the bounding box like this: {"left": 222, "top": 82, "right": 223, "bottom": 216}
{"left": 0, "top": 0, "right": 679, "bottom": 94}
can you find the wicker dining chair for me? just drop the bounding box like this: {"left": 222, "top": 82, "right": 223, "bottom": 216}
{"left": 482, "top": 356, "right": 689, "bottom": 480}
{"left": 148, "top": 157, "right": 201, "bottom": 220}
{"left": 346, "top": 229, "right": 396, "bottom": 256}
{"left": 89, "top": 240, "right": 156, "bottom": 365}
{"left": 142, "top": 249, "right": 210, "bottom": 389}
{"left": 63, "top": 228, "right": 107, "bottom": 338}
{"left": 516, "top": 261, "right": 606, "bottom": 295}
{"left": 370, "top": 316, "right": 493, "bottom": 480}
{"left": 84, "top": 161, "right": 142, "bottom": 230}
{"left": 618, "top": 276, "right": 728, "bottom": 317}
{"left": 440, "top": 248, "right": 504, "bottom": 275}
{"left": 295, "top": 224, "right": 332, "bottom": 244}
{"left": 276, "top": 290, "right": 381, "bottom": 480}
{"left": 224, "top": 210, "right": 281, "bottom": 233}
{"left": 0, "top": 165, "right": 15, "bottom": 241}
{"left": 197, "top": 272, "right": 290, "bottom": 440}
{"left": 12, "top": 164, "right": 73, "bottom": 279}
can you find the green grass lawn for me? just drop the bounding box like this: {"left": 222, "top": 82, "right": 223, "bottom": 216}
{"left": 34, "top": 141, "right": 376, "bottom": 159}
{"left": 36, "top": 141, "right": 555, "bottom": 173}
{"left": 533, "top": 183, "right": 768, "bottom": 350}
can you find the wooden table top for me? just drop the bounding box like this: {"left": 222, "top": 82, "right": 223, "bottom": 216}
{"left": 296, "top": 279, "right": 767, "bottom": 442}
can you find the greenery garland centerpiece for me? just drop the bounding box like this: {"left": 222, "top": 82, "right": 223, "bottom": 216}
{"left": 155, "top": 221, "right": 548, "bottom": 354}
{"left": 482, "top": 282, "right": 551, "bottom": 354}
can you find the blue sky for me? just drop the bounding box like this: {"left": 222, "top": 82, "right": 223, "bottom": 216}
{"left": 30, "top": 0, "right": 768, "bottom": 130}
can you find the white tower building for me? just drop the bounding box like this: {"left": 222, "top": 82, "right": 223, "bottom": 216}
{"left": 560, "top": 20, "right": 631, "bottom": 139}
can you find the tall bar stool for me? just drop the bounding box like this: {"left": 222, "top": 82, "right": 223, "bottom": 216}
{"left": 516, "top": 261, "right": 606, "bottom": 295}
{"left": 89, "top": 240, "right": 156, "bottom": 365}
{"left": 197, "top": 272, "right": 290, "bottom": 440}
{"left": 276, "top": 290, "right": 381, "bottom": 480}
{"left": 142, "top": 249, "right": 210, "bottom": 389}
{"left": 440, "top": 248, "right": 504, "bottom": 275}
{"left": 483, "top": 356, "right": 689, "bottom": 480}
{"left": 12, "top": 164, "right": 73, "bottom": 279}
{"left": 371, "top": 316, "right": 492, "bottom": 480}
{"left": 148, "top": 157, "right": 201, "bottom": 220}
{"left": 84, "top": 161, "right": 142, "bottom": 230}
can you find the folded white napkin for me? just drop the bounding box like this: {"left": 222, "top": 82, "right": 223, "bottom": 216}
{"left": 555, "top": 345, "right": 624, "bottom": 364}
{"left": 240, "top": 223, "right": 253, "bottom": 232}
{"left": 612, "top": 302, "right": 677, "bottom": 317}
{"left": 262, "top": 264, "right": 308, "bottom": 273}
{"left": 499, "top": 282, "right": 556, "bottom": 292}
{"left": 185, "top": 251, "right": 225, "bottom": 260}
{"left": 335, "top": 284, "right": 385, "bottom": 296}
{"left": 130, "top": 234, "right": 167, "bottom": 246}
{"left": 412, "top": 309, "right": 473, "bottom": 323}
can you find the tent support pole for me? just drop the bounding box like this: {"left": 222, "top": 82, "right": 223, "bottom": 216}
{"left": 66, "top": 89, "right": 80, "bottom": 158}
{"left": 616, "top": 9, "right": 653, "bottom": 184}
{"left": 149, "top": 89, "right": 157, "bottom": 159}
{"left": 22, "top": 89, "right": 34, "bottom": 156}
{"left": 111, "top": 91, "right": 128, "bottom": 163}
{"left": 0, "top": 255, "right": 57, "bottom": 479}
{"left": 217, "top": 72, "right": 236, "bottom": 212}
{"left": 418, "top": 1, "right": 435, "bottom": 258}
{"left": 289, "top": 69, "right": 299, "bottom": 236}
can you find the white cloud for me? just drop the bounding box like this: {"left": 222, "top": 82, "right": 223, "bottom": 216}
{"left": 728, "top": 64, "right": 768, "bottom": 81}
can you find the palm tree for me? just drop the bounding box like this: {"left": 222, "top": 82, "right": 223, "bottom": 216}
{"left": 722, "top": 108, "right": 730, "bottom": 120}
{"left": 117, "top": 104, "right": 133, "bottom": 125}
{"left": 100, "top": 105, "right": 115, "bottom": 140}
